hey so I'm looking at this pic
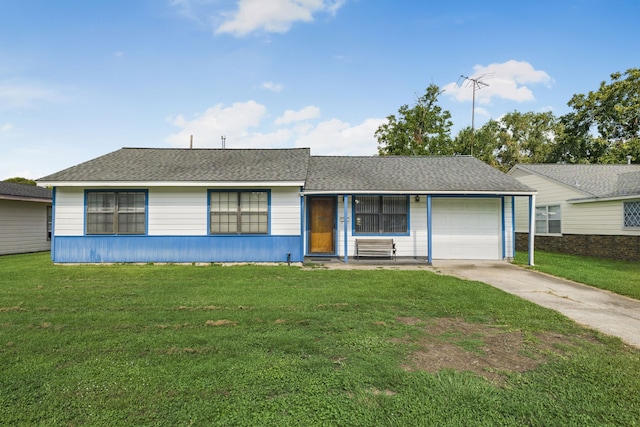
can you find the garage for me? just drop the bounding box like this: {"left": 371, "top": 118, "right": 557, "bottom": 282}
{"left": 432, "top": 197, "right": 501, "bottom": 260}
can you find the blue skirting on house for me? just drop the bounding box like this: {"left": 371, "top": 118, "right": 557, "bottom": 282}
{"left": 52, "top": 235, "right": 303, "bottom": 263}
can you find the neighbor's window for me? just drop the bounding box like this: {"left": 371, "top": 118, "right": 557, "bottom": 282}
{"left": 535, "top": 205, "right": 561, "bottom": 234}
{"left": 210, "top": 191, "right": 268, "bottom": 234}
{"left": 354, "top": 195, "right": 408, "bottom": 234}
{"left": 46, "top": 205, "right": 52, "bottom": 240}
{"left": 86, "top": 191, "right": 146, "bottom": 234}
{"left": 624, "top": 201, "right": 640, "bottom": 228}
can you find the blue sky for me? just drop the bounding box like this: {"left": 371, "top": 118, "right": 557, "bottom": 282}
{"left": 1, "top": 0, "right": 638, "bottom": 180}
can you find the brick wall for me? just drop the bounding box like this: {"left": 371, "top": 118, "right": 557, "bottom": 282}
{"left": 515, "top": 233, "right": 640, "bottom": 262}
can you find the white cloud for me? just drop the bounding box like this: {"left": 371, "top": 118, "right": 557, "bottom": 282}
{"left": 166, "top": 100, "right": 382, "bottom": 155}
{"left": 0, "top": 122, "right": 12, "bottom": 132}
{"left": 0, "top": 79, "right": 60, "bottom": 109}
{"left": 215, "top": 0, "right": 346, "bottom": 36}
{"left": 294, "top": 117, "right": 383, "bottom": 155}
{"left": 261, "top": 81, "right": 284, "bottom": 92}
{"left": 443, "top": 60, "right": 552, "bottom": 104}
{"left": 275, "top": 105, "right": 320, "bottom": 125}
{"left": 166, "top": 100, "right": 268, "bottom": 148}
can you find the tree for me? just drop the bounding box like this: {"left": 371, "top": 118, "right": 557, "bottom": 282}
{"left": 452, "top": 124, "right": 501, "bottom": 169}
{"left": 562, "top": 68, "right": 640, "bottom": 163}
{"left": 3, "top": 177, "right": 37, "bottom": 185}
{"left": 376, "top": 85, "right": 454, "bottom": 156}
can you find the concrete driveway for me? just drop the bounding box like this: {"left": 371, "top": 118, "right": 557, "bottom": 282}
{"left": 432, "top": 260, "right": 640, "bottom": 348}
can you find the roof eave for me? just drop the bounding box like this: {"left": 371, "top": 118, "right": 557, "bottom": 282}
{"left": 302, "top": 190, "right": 537, "bottom": 196}
{"left": 568, "top": 194, "right": 640, "bottom": 204}
{"left": 37, "top": 180, "right": 306, "bottom": 188}
{"left": 0, "top": 195, "right": 52, "bottom": 203}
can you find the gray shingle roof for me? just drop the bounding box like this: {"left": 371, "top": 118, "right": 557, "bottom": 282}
{"left": 0, "top": 182, "right": 52, "bottom": 201}
{"left": 38, "top": 148, "right": 311, "bottom": 182}
{"left": 38, "top": 148, "right": 535, "bottom": 194}
{"left": 305, "top": 156, "right": 535, "bottom": 193}
{"left": 513, "top": 164, "right": 640, "bottom": 199}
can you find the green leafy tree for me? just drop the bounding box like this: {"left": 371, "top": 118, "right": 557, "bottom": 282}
{"left": 452, "top": 124, "right": 501, "bottom": 169}
{"left": 3, "top": 177, "right": 37, "bottom": 185}
{"left": 376, "top": 85, "right": 454, "bottom": 156}
{"left": 492, "top": 111, "right": 559, "bottom": 171}
{"left": 562, "top": 68, "right": 640, "bottom": 163}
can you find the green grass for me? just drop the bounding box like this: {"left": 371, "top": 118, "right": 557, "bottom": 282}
{"left": 515, "top": 250, "right": 640, "bottom": 300}
{"left": 1, "top": 252, "right": 640, "bottom": 426}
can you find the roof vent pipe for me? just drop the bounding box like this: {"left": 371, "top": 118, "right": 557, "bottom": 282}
{"left": 628, "top": 155, "right": 632, "bottom": 165}
{"left": 190, "top": 135, "right": 193, "bottom": 149}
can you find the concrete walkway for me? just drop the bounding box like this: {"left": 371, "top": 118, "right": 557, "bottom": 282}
{"left": 432, "top": 260, "right": 640, "bottom": 348}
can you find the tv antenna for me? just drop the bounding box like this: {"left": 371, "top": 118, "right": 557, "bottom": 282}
{"left": 457, "top": 74, "right": 490, "bottom": 156}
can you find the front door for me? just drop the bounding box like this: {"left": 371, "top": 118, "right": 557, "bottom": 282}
{"left": 309, "top": 197, "right": 335, "bottom": 254}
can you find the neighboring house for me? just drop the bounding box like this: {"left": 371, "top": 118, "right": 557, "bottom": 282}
{"left": 37, "top": 147, "right": 536, "bottom": 264}
{"left": 0, "top": 181, "right": 53, "bottom": 255}
{"left": 508, "top": 163, "right": 640, "bottom": 261}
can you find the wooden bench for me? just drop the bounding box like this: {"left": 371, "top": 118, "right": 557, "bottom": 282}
{"left": 355, "top": 239, "right": 396, "bottom": 260}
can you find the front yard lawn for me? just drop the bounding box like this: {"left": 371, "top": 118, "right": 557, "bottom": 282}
{"left": 1, "top": 252, "right": 639, "bottom": 426}
{"left": 515, "top": 250, "right": 640, "bottom": 300}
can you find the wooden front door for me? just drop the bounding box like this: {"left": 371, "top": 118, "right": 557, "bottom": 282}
{"left": 309, "top": 197, "right": 335, "bottom": 254}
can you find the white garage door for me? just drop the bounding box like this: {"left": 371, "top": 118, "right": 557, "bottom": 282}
{"left": 432, "top": 198, "right": 501, "bottom": 260}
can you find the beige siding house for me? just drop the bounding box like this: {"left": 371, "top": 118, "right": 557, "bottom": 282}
{"left": 508, "top": 164, "right": 640, "bottom": 261}
{"left": 0, "top": 182, "right": 52, "bottom": 255}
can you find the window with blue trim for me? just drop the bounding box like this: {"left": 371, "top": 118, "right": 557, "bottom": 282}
{"left": 86, "top": 191, "right": 146, "bottom": 234}
{"left": 210, "top": 191, "right": 268, "bottom": 234}
{"left": 354, "top": 195, "right": 407, "bottom": 234}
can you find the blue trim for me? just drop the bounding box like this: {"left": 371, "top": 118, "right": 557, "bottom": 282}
{"left": 427, "top": 195, "right": 432, "bottom": 264}
{"left": 501, "top": 196, "right": 506, "bottom": 260}
{"left": 351, "top": 195, "right": 410, "bottom": 236}
{"left": 52, "top": 235, "right": 303, "bottom": 263}
{"left": 343, "top": 195, "right": 348, "bottom": 263}
{"left": 51, "top": 187, "right": 57, "bottom": 262}
{"left": 84, "top": 189, "right": 149, "bottom": 235}
{"left": 207, "top": 189, "right": 271, "bottom": 235}
{"left": 512, "top": 196, "right": 516, "bottom": 258}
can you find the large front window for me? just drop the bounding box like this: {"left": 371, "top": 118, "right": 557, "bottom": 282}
{"left": 86, "top": 191, "right": 146, "bottom": 234}
{"left": 210, "top": 191, "right": 268, "bottom": 234}
{"left": 354, "top": 195, "right": 408, "bottom": 234}
{"left": 535, "top": 205, "right": 561, "bottom": 234}
{"left": 624, "top": 201, "right": 640, "bottom": 228}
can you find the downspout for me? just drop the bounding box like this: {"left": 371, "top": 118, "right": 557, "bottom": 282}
{"left": 528, "top": 194, "right": 536, "bottom": 266}
{"left": 427, "top": 195, "right": 432, "bottom": 264}
{"left": 343, "top": 194, "right": 349, "bottom": 263}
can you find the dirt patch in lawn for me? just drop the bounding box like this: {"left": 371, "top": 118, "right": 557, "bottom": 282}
{"left": 395, "top": 317, "right": 578, "bottom": 384}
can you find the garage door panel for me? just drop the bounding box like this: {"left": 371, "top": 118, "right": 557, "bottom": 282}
{"left": 432, "top": 198, "right": 501, "bottom": 260}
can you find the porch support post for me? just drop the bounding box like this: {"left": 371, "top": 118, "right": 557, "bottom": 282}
{"left": 512, "top": 196, "right": 516, "bottom": 259}
{"left": 501, "top": 196, "right": 506, "bottom": 260}
{"left": 427, "top": 195, "right": 433, "bottom": 264}
{"left": 528, "top": 194, "right": 536, "bottom": 266}
{"left": 343, "top": 194, "right": 349, "bottom": 263}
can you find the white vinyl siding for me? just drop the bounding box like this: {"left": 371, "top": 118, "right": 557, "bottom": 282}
{"left": 147, "top": 188, "right": 208, "bottom": 236}
{"left": 53, "top": 188, "right": 85, "bottom": 236}
{"left": 0, "top": 199, "right": 51, "bottom": 255}
{"left": 53, "top": 186, "right": 302, "bottom": 237}
{"left": 270, "top": 187, "right": 301, "bottom": 236}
